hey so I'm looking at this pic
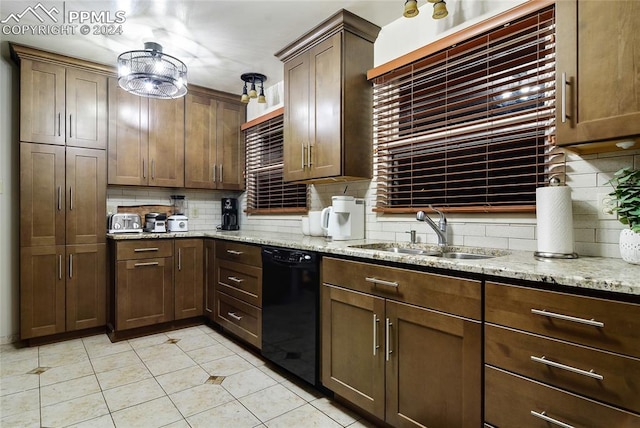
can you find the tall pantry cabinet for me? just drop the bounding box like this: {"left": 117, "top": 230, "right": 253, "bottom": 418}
{"left": 12, "top": 44, "right": 108, "bottom": 340}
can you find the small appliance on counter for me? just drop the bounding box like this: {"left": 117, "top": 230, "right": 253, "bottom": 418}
{"left": 144, "top": 213, "right": 167, "bottom": 233}
{"left": 167, "top": 215, "right": 188, "bottom": 232}
{"left": 107, "top": 213, "right": 143, "bottom": 234}
{"left": 220, "top": 197, "right": 240, "bottom": 230}
{"left": 320, "top": 196, "right": 365, "bottom": 240}
{"left": 169, "top": 195, "right": 188, "bottom": 215}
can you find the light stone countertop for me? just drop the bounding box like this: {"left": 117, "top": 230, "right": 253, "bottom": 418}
{"left": 107, "top": 230, "right": 640, "bottom": 297}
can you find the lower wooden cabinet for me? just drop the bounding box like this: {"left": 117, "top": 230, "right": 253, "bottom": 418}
{"left": 66, "top": 244, "right": 106, "bottom": 331}
{"left": 204, "top": 239, "right": 216, "bottom": 318}
{"left": 174, "top": 239, "right": 203, "bottom": 319}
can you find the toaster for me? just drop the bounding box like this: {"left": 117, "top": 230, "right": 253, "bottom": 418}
{"left": 144, "top": 213, "right": 167, "bottom": 233}
{"left": 107, "top": 213, "right": 143, "bottom": 233}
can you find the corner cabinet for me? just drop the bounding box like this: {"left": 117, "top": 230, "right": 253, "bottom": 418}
{"left": 276, "top": 10, "right": 380, "bottom": 182}
{"left": 555, "top": 0, "right": 640, "bottom": 149}
{"left": 321, "top": 257, "right": 482, "bottom": 427}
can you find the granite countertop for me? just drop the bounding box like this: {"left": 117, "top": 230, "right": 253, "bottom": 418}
{"left": 107, "top": 230, "right": 640, "bottom": 296}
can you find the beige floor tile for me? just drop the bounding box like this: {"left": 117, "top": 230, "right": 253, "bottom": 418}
{"left": 0, "top": 355, "right": 39, "bottom": 377}
{"left": 0, "top": 372, "right": 39, "bottom": 396}
{"left": 156, "top": 365, "right": 210, "bottom": 395}
{"left": 91, "top": 349, "right": 143, "bottom": 373}
{"left": 169, "top": 383, "right": 235, "bottom": 417}
{"left": 201, "top": 354, "right": 254, "bottom": 377}
{"left": 103, "top": 377, "right": 166, "bottom": 412}
{"left": 39, "top": 347, "right": 89, "bottom": 368}
{"left": 258, "top": 365, "right": 291, "bottom": 383}
{"left": 143, "top": 352, "right": 196, "bottom": 376}
{"left": 281, "top": 379, "right": 323, "bottom": 402}
{"left": 166, "top": 326, "right": 208, "bottom": 340}
{"left": 39, "top": 358, "right": 95, "bottom": 387}
{"left": 134, "top": 342, "right": 187, "bottom": 362}
{"left": 222, "top": 367, "right": 278, "bottom": 399}
{"left": 41, "top": 391, "right": 109, "bottom": 427}
{"left": 239, "top": 383, "right": 306, "bottom": 422}
{"left": 97, "top": 361, "right": 153, "bottom": 391}
{"left": 265, "top": 403, "right": 342, "bottom": 428}
{"left": 0, "top": 344, "right": 39, "bottom": 365}
{"left": 237, "top": 349, "right": 267, "bottom": 367}
{"left": 347, "top": 418, "right": 379, "bottom": 427}
{"left": 186, "top": 399, "right": 261, "bottom": 428}
{"left": 111, "top": 396, "right": 183, "bottom": 428}
{"left": 41, "top": 374, "right": 101, "bottom": 407}
{"left": 66, "top": 414, "right": 115, "bottom": 428}
{"left": 196, "top": 325, "right": 218, "bottom": 335}
{"left": 127, "top": 333, "right": 170, "bottom": 350}
{"left": 82, "top": 333, "right": 112, "bottom": 347}
{"left": 185, "top": 343, "right": 235, "bottom": 365}
{"left": 310, "top": 397, "right": 360, "bottom": 426}
{"left": 162, "top": 420, "right": 191, "bottom": 428}
{"left": 175, "top": 333, "right": 219, "bottom": 352}
{"left": 0, "top": 388, "right": 39, "bottom": 419}
{"left": 38, "top": 338, "right": 85, "bottom": 358}
{"left": 85, "top": 340, "right": 132, "bottom": 359}
{"left": 0, "top": 409, "right": 40, "bottom": 427}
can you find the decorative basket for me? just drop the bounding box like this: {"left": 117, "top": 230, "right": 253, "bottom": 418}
{"left": 620, "top": 229, "right": 640, "bottom": 265}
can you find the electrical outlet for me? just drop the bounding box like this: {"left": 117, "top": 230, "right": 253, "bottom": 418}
{"left": 191, "top": 206, "right": 199, "bottom": 218}
{"left": 597, "top": 193, "right": 617, "bottom": 220}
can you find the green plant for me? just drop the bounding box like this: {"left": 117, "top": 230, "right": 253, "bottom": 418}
{"left": 607, "top": 167, "right": 640, "bottom": 233}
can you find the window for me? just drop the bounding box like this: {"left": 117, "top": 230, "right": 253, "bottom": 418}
{"left": 372, "top": 5, "right": 558, "bottom": 213}
{"left": 244, "top": 108, "right": 308, "bottom": 214}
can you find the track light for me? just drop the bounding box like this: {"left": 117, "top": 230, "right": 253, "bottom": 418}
{"left": 240, "top": 73, "right": 267, "bottom": 104}
{"left": 403, "top": 0, "right": 419, "bottom": 17}
{"left": 404, "top": 0, "right": 449, "bottom": 19}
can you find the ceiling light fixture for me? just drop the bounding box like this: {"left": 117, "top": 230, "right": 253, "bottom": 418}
{"left": 117, "top": 42, "right": 188, "bottom": 99}
{"left": 240, "top": 73, "right": 267, "bottom": 104}
{"left": 403, "top": 0, "right": 448, "bottom": 19}
{"left": 403, "top": 0, "right": 419, "bottom": 17}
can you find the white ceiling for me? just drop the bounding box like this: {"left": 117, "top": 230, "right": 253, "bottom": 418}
{"left": 1, "top": 1, "right": 404, "bottom": 95}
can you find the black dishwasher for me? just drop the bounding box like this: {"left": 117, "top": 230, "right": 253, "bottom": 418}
{"left": 261, "top": 247, "right": 319, "bottom": 386}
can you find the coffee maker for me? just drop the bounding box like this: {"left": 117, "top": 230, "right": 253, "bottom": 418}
{"left": 221, "top": 198, "right": 240, "bottom": 230}
{"left": 320, "top": 196, "right": 365, "bottom": 240}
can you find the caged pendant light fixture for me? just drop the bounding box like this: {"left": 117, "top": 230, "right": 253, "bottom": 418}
{"left": 240, "top": 73, "right": 267, "bottom": 104}
{"left": 117, "top": 42, "right": 188, "bottom": 99}
{"left": 403, "top": 0, "right": 448, "bottom": 19}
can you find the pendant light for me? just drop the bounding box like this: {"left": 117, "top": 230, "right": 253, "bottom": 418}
{"left": 403, "top": 0, "right": 448, "bottom": 19}
{"left": 240, "top": 73, "right": 267, "bottom": 104}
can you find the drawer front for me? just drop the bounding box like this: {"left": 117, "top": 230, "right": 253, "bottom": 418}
{"left": 486, "top": 323, "right": 640, "bottom": 413}
{"left": 216, "top": 240, "right": 262, "bottom": 267}
{"left": 486, "top": 282, "right": 640, "bottom": 358}
{"left": 485, "top": 366, "right": 640, "bottom": 427}
{"left": 323, "top": 257, "right": 481, "bottom": 319}
{"left": 217, "top": 259, "right": 262, "bottom": 307}
{"left": 216, "top": 291, "right": 261, "bottom": 348}
{"left": 116, "top": 240, "right": 173, "bottom": 260}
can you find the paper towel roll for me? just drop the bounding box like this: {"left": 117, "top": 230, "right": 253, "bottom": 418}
{"left": 536, "top": 186, "right": 575, "bottom": 256}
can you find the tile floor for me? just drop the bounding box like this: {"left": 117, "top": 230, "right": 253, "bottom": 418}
{"left": 0, "top": 325, "right": 377, "bottom": 428}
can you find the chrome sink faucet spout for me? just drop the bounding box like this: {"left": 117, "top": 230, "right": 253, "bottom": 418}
{"left": 416, "top": 205, "right": 447, "bottom": 247}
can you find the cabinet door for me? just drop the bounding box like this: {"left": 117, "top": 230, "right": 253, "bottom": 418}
{"left": 148, "top": 97, "right": 185, "bottom": 187}
{"left": 115, "top": 257, "right": 173, "bottom": 330}
{"left": 65, "top": 148, "right": 106, "bottom": 245}
{"left": 174, "top": 239, "right": 204, "bottom": 319}
{"left": 20, "top": 245, "right": 66, "bottom": 339}
{"left": 283, "top": 53, "right": 310, "bottom": 182}
{"left": 217, "top": 100, "right": 245, "bottom": 190}
{"left": 20, "top": 143, "right": 65, "bottom": 247}
{"left": 321, "top": 284, "right": 385, "bottom": 420}
{"left": 66, "top": 68, "right": 107, "bottom": 149}
{"left": 185, "top": 93, "right": 217, "bottom": 189}
{"left": 20, "top": 59, "right": 66, "bottom": 145}
{"left": 308, "top": 33, "right": 342, "bottom": 179}
{"left": 556, "top": 0, "right": 640, "bottom": 145}
{"left": 107, "top": 78, "right": 149, "bottom": 185}
{"left": 66, "top": 244, "right": 106, "bottom": 331}
{"left": 385, "top": 300, "right": 482, "bottom": 428}
{"left": 204, "top": 240, "right": 216, "bottom": 319}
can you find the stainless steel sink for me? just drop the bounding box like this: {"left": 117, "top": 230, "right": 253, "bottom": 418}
{"left": 349, "top": 243, "right": 507, "bottom": 259}
{"left": 438, "top": 252, "right": 495, "bottom": 260}
{"left": 384, "top": 247, "right": 439, "bottom": 256}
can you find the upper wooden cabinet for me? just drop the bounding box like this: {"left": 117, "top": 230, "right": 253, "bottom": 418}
{"left": 185, "top": 87, "right": 246, "bottom": 190}
{"left": 108, "top": 78, "right": 185, "bottom": 187}
{"left": 14, "top": 46, "right": 108, "bottom": 149}
{"left": 556, "top": 0, "right": 640, "bottom": 149}
{"left": 276, "top": 10, "right": 380, "bottom": 182}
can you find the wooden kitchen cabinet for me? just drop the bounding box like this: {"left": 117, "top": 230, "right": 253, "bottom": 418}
{"left": 174, "top": 239, "right": 204, "bottom": 320}
{"left": 321, "top": 257, "right": 482, "bottom": 427}
{"left": 66, "top": 244, "right": 106, "bottom": 331}
{"left": 185, "top": 87, "right": 246, "bottom": 190}
{"left": 276, "top": 10, "right": 380, "bottom": 182}
{"left": 204, "top": 239, "right": 216, "bottom": 319}
{"left": 555, "top": 0, "right": 640, "bottom": 148}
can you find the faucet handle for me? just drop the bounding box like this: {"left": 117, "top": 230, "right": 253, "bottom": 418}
{"left": 428, "top": 205, "right": 447, "bottom": 229}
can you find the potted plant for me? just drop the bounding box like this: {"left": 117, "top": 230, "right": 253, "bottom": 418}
{"left": 607, "top": 167, "right": 640, "bottom": 264}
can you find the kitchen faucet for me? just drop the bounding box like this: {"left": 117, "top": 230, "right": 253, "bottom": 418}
{"left": 416, "top": 205, "right": 447, "bottom": 247}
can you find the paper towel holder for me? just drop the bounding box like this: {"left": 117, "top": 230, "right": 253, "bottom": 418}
{"left": 534, "top": 178, "right": 579, "bottom": 260}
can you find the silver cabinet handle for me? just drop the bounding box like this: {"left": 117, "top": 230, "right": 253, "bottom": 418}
{"left": 561, "top": 72, "right": 568, "bottom": 124}
{"left": 365, "top": 277, "right": 399, "bottom": 288}
{"left": 219, "top": 164, "right": 223, "bottom": 182}
{"left": 531, "top": 411, "right": 575, "bottom": 428}
{"left": 227, "top": 276, "right": 244, "bottom": 283}
{"left": 530, "top": 355, "right": 604, "bottom": 380}
{"left": 69, "top": 114, "right": 72, "bottom": 138}
{"left": 301, "top": 142, "right": 306, "bottom": 169}
{"left": 142, "top": 158, "right": 146, "bottom": 179}
{"left": 178, "top": 248, "right": 182, "bottom": 271}
{"left": 308, "top": 144, "right": 312, "bottom": 167}
{"left": 151, "top": 159, "right": 155, "bottom": 180}
{"left": 213, "top": 164, "right": 217, "bottom": 183}
{"left": 69, "top": 254, "right": 73, "bottom": 279}
{"left": 58, "top": 113, "right": 61, "bottom": 137}
{"left": 57, "top": 186, "right": 62, "bottom": 211}
{"left": 58, "top": 254, "right": 63, "bottom": 280}
{"left": 228, "top": 312, "right": 242, "bottom": 321}
{"left": 385, "top": 318, "right": 393, "bottom": 361}
{"left": 69, "top": 186, "right": 73, "bottom": 211}
{"left": 372, "top": 314, "right": 380, "bottom": 356}
{"left": 531, "top": 308, "right": 604, "bottom": 328}
{"left": 134, "top": 261, "right": 159, "bottom": 267}
{"left": 226, "top": 249, "right": 243, "bottom": 255}
{"left": 134, "top": 247, "right": 159, "bottom": 252}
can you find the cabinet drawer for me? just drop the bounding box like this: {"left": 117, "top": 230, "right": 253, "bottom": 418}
{"left": 486, "top": 282, "right": 640, "bottom": 358}
{"left": 323, "top": 257, "right": 481, "bottom": 319}
{"left": 216, "top": 241, "right": 261, "bottom": 267}
{"left": 485, "top": 365, "right": 640, "bottom": 427}
{"left": 217, "top": 259, "right": 262, "bottom": 307}
{"left": 486, "top": 324, "right": 640, "bottom": 414}
{"left": 116, "top": 240, "right": 173, "bottom": 260}
{"left": 216, "top": 291, "right": 261, "bottom": 349}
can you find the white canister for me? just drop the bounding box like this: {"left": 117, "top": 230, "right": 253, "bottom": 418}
{"left": 308, "top": 211, "right": 323, "bottom": 236}
{"left": 301, "top": 217, "right": 310, "bottom": 235}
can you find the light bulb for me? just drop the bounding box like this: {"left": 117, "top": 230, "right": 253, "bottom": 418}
{"left": 240, "top": 84, "right": 249, "bottom": 103}
{"left": 403, "top": 0, "right": 419, "bottom": 18}
{"left": 432, "top": 0, "right": 448, "bottom": 19}
{"left": 258, "top": 86, "right": 266, "bottom": 104}
{"left": 248, "top": 81, "right": 258, "bottom": 98}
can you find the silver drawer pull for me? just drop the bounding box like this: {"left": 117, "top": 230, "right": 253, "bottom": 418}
{"left": 530, "top": 355, "right": 604, "bottom": 380}
{"left": 228, "top": 312, "right": 242, "bottom": 321}
{"left": 134, "top": 247, "right": 159, "bottom": 252}
{"left": 531, "top": 308, "right": 604, "bottom": 328}
{"left": 365, "top": 277, "right": 398, "bottom": 288}
{"left": 227, "top": 276, "right": 244, "bottom": 283}
{"left": 531, "top": 410, "right": 575, "bottom": 428}
{"left": 385, "top": 318, "right": 393, "bottom": 361}
{"left": 226, "top": 249, "right": 243, "bottom": 255}
{"left": 134, "top": 262, "right": 159, "bottom": 267}
{"left": 372, "top": 314, "right": 380, "bottom": 356}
